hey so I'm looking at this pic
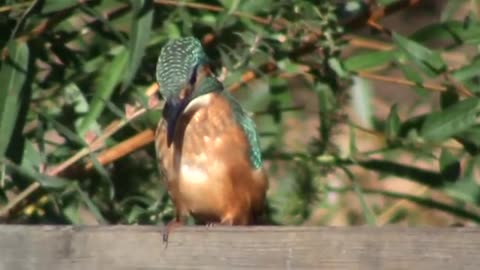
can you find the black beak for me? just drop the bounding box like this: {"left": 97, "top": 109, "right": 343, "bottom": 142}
{"left": 163, "top": 97, "right": 188, "bottom": 147}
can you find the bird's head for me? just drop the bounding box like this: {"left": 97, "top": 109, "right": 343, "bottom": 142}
{"left": 156, "top": 37, "right": 220, "bottom": 146}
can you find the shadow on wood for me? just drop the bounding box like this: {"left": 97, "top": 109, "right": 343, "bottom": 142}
{"left": 0, "top": 225, "right": 478, "bottom": 270}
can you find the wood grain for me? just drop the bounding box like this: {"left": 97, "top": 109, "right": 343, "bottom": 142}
{"left": 0, "top": 225, "right": 479, "bottom": 270}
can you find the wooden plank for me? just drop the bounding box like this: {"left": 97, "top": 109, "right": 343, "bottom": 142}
{"left": 0, "top": 225, "right": 479, "bottom": 270}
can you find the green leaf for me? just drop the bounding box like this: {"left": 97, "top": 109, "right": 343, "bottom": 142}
{"left": 63, "top": 202, "right": 81, "bottom": 225}
{"left": 411, "top": 21, "right": 480, "bottom": 45}
{"left": 421, "top": 98, "right": 480, "bottom": 142}
{"left": 348, "top": 124, "right": 357, "bottom": 156}
{"left": 452, "top": 57, "right": 480, "bottom": 82}
{"left": 3, "top": 158, "right": 70, "bottom": 189}
{"left": 87, "top": 152, "right": 115, "bottom": 200}
{"left": 444, "top": 158, "right": 480, "bottom": 204}
{"left": 359, "top": 159, "right": 446, "bottom": 188}
{"left": 315, "top": 83, "right": 336, "bottom": 143}
{"left": 0, "top": 40, "right": 29, "bottom": 158}
{"left": 393, "top": 32, "right": 446, "bottom": 77}
{"left": 74, "top": 183, "right": 107, "bottom": 224}
{"left": 396, "top": 63, "right": 429, "bottom": 96}
{"left": 351, "top": 77, "right": 373, "bottom": 128}
{"left": 328, "top": 57, "right": 348, "bottom": 78}
{"left": 344, "top": 50, "right": 396, "bottom": 71}
{"left": 456, "top": 125, "right": 480, "bottom": 151}
{"left": 64, "top": 83, "right": 89, "bottom": 114}
{"left": 78, "top": 47, "right": 129, "bottom": 135}
{"left": 351, "top": 179, "right": 376, "bottom": 225}
{"left": 385, "top": 104, "right": 400, "bottom": 141}
{"left": 41, "top": 0, "right": 78, "bottom": 14}
{"left": 340, "top": 166, "right": 376, "bottom": 225}
{"left": 40, "top": 112, "right": 86, "bottom": 147}
{"left": 439, "top": 149, "right": 460, "bottom": 181}
{"left": 123, "top": 0, "right": 153, "bottom": 90}
{"left": 21, "top": 140, "right": 43, "bottom": 173}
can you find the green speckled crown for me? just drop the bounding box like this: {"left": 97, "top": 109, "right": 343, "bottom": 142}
{"left": 156, "top": 37, "right": 208, "bottom": 98}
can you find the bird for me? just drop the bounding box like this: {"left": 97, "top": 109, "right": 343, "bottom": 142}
{"left": 154, "top": 37, "right": 269, "bottom": 242}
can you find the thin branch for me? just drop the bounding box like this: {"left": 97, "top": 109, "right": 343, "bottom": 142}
{"left": 84, "top": 129, "right": 154, "bottom": 171}
{"left": 357, "top": 70, "right": 447, "bottom": 92}
{"left": 0, "top": 181, "right": 40, "bottom": 218}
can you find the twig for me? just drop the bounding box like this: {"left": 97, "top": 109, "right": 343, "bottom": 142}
{"left": 84, "top": 129, "right": 154, "bottom": 170}
{"left": 357, "top": 71, "right": 473, "bottom": 98}
{"left": 0, "top": 182, "right": 40, "bottom": 217}
{"left": 443, "top": 74, "right": 474, "bottom": 97}
{"left": 357, "top": 70, "right": 447, "bottom": 92}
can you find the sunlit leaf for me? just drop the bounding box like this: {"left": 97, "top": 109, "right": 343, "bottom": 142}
{"left": 393, "top": 32, "right": 446, "bottom": 77}
{"left": 344, "top": 50, "right": 396, "bottom": 71}
{"left": 351, "top": 76, "right": 373, "bottom": 128}
{"left": 0, "top": 40, "right": 29, "bottom": 158}
{"left": 78, "top": 47, "right": 129, "bottom": 135}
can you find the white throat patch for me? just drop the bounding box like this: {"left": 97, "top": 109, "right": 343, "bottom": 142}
{"left": 183, "top": 94, "right": 212, "bottom": 114}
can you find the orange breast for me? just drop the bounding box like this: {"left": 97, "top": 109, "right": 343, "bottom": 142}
{"left": 155, "top": 93, "right": 268, "bottom": 225}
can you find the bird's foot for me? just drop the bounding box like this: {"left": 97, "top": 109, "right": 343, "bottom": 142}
{"left": 205, "top": 222, "right": 218, "bottom": 231}
{"left": 162, "top": 219, "right": 183, "bottom": 247}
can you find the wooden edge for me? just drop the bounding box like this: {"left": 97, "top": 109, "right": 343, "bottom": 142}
{"left": 1, "top": 225, "right": 479, "bottom": 270}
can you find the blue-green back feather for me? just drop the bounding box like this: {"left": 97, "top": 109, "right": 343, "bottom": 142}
{"left": 223, "top": 91, "right": 263, "bottom": 169}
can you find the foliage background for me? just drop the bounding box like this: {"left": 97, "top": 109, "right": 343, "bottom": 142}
{"left": 1, "top": 0, "right": 480, "bottom": 227}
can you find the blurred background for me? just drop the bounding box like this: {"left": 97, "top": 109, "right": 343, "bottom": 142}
{"left": 1, "top": 0, "right": 479, "bottom": 227}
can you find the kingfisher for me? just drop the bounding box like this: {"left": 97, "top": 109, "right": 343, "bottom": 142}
{"left": 154, "top": 37, "right": 268, "bottom": 241}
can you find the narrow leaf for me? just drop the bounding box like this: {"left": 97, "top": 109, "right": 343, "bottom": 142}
{"left": 385, "top": 104, "right": 400, "bottom": 141}
{"left": 87, "top": 152, "right": 115, "bottom": 200}
{"left": 41, "top": 0, "right": 77, "bottom": 14}
{"left": 3, "top": 158, "right": 69, "bottom": 189}
{"left": 351, "top": 180, "right": 376, "bottom": 225}
{"left": 344, "top": 50, "right": 396, "bottom": 71}
{"left": 123, "top": 1, "right": 153, "bottom": 89}
{"left": 0, "top": 40, "right": 29, "bottom": 158}
{"left": 74, "top": 183, "right": 107, "bottom": 224}
{"left": 351, "top": 77, "right": 373, "bottom": 128}
{"left": 393, "top": 32, "right": 446, "bottom": 76}
{"left": 421, "top": 98, "right": 480, "bottom": 142}
{"left": 78, "top": 47, "right": 129, "bottom": 135}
